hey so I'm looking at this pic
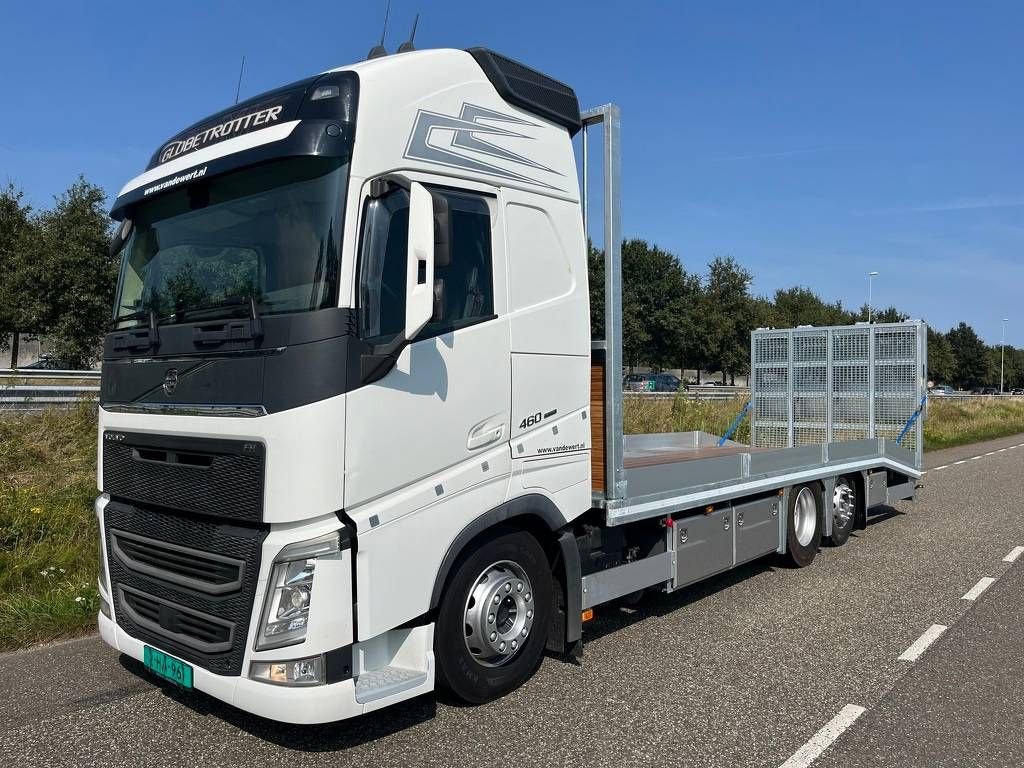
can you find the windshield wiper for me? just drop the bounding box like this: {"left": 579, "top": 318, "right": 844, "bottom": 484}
{"left": 184, "top": 295, "right": 265, "bottom": 346}
{"left": 109, "top": 308, "right": 161, "bottom": 352}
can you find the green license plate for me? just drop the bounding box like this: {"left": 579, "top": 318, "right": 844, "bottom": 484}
{"left": 143, "top": 646, "right": 193, "bottom": 689}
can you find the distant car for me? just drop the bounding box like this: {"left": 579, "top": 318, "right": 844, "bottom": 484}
{"left": 1011, "top": 388, "right": 1024, "bottom": 396}
{"left": 623, "top": 373, "right": 681, "bottom": 393}
{"left": 20, "top": 355, "right": 72, "bottom": 371}
{"left": 975, "top": 387, "right": 999, "bottom": 396}
{"left": 929, "top": 385, "right": 954, "bottom": 397}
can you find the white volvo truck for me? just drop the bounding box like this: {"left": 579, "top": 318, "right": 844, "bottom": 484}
{"left": 97, "top": 46, "right": 927, "bottom": 724}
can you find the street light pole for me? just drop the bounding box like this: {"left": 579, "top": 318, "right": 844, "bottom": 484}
{"left": 1000, "top": 318, "right": 1009, "bottom": 394}
{"left": 867, "top": 271, "right": 879, "bottom": 322}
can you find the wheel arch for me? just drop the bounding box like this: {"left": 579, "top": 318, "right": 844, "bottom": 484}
{"left": 427, "top": 493, "right": 583, "bottom": 655}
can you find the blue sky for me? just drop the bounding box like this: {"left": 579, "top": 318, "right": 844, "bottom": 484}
{"left": 3, "top": 1, "right": 1022, "bottom": 344}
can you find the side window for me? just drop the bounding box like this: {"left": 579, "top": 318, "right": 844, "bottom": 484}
{"left": 357, "top": 187, "right": 409, "bottom": 342}
{"left": 425, "top": 189, "right": 494, "bottom": 335}
{"left": 357, "top": 184, "right": 495, "bottom": 343}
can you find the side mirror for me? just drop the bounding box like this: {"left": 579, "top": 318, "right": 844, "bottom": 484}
{"left": 405, "top": 182, "right": 434, "bottom": 341}
{"left": 108, "top": 218, "right": 133, "bottom": 258}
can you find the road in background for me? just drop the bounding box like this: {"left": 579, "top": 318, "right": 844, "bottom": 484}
{"left": 2, "top": 436, "right": 1022, "bottom": 768}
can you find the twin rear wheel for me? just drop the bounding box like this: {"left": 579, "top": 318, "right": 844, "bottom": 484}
{"left": 435, "top": 530, "right": 552, "bottom": 704}
{"left": 785, "top": 476, "right": 858, "bottom": 566}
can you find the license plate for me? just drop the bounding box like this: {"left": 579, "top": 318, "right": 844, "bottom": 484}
{"left": 143, "top": 646, "right": 193, "bottom": 689}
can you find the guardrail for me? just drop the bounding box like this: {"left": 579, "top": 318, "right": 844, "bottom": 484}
{"left": 626, "top": 387, "right": 749, "bottom": 401}
{"left": 1, "top": 386, "right": 99, "bottom": 412}
{"left": 0, "top": 368, "right": 100, "bottom": 380}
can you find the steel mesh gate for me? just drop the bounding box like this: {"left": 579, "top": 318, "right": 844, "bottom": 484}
{"left": 750, "top": 321, "right": 927, "bottom": 465}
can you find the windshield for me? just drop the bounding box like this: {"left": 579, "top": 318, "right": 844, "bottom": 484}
{"left": 113, "top": 156, "right": 348, "bottom": 327}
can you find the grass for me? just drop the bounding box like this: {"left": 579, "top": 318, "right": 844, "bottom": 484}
{"left": 623, "top": 393, "right": 1024, "bottom": 452}
{"left": 922, "top": 397, "right": 1024, "bottom": 450}
{"left": 0, "top": 402, "right": 99, "bottom": 650}
{"left": 1, "top": 394, "right": 1023, "bottom": 651}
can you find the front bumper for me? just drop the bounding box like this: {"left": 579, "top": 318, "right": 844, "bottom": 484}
{"left": 98, "top": 612, "right": 436, "bottom": 723}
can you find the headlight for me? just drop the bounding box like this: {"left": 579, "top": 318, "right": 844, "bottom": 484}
{"left": 255, "top": 531, "right": 341, "bottom": 651}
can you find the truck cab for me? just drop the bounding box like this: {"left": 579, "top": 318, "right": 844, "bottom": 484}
{"left": 98, "top": 47, "right": 593, "bottom": 722}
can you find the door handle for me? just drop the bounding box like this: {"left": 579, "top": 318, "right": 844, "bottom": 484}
{"left": 467, "top": 420, "right": 504, "bottom": 451}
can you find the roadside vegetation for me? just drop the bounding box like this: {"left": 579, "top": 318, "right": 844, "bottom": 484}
{"left": 922, "top": 398, "right": 1024, "bottom": 450}
{"left": 0, "top": 403, "right": 99, "bottom": 650}
{"left": 1, "top": 396, "right": 1023, "bottom": 651}
{"left": 624, "top": 393, "right": 1024, "bottom": 452}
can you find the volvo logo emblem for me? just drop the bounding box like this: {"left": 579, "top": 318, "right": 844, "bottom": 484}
{"left": 163, "top": 368, "right": 179, "bottom": 396}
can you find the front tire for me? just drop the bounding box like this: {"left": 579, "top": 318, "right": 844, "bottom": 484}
{"left": 785, "top": 484, "right": 821, "bottom": 567}
{"left": 435, "top": 530, "right": 552, "bottom": 704}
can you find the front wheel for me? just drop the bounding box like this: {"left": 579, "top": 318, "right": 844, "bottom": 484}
{"left": 435, "top": 530, "right": 552, "bottom": 704}
{"left": 785, "top": 484, "right": 821, "bottom": 567}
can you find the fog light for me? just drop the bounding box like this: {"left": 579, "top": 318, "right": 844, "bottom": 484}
{"left": 250, "top": 655, "right": 324, "bottom": 686}
{"left": 99, "top": 594, "right": 112, "bottom": 619}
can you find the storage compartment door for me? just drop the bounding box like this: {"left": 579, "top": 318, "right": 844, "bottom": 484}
{"left": 673, "top": 510, "right": 734, "bottom": 588}
{"left": 734, "top": 496, "right": 782, "bottom": 564}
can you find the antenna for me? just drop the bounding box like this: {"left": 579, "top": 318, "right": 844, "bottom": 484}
{"left": 397, "top": 13, "right": 419, "bottom": 53}
{"left": 234, "top": 55, "right": 246, "bottom": 104}
{"left": 367, "top": 0, "right": 390, "bottom": 59}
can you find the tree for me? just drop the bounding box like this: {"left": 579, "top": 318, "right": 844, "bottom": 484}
{"left": 926, "top": 326, "right": 956, "bottom": 385}
{"left": 0, "top": 184, "right": 38, "bottom": 367}
{"left": 772, "top": 286, "right": 854, "bottom": 328}
{"left": 867, "top": 305, "right": 910, "bottom": 324}
{"left": 946, "top": 322, "right": 992, "bottom": 389}
{"left": 589, "top": 239, "right": 703, "bottom": 372}
{"left": 33, "top": 178, "right": 117, "bottom": 368}
{"left": 704, "top": 256, "right": 754, "bottom": 384}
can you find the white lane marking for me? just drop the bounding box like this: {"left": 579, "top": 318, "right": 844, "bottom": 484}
{"left": 997, "top": 448, "right": 1008, "bottom": 453}
{"left": 954, "top": 460, "right": 967, "bottom": 465}
{"left": 931, "top": 465, "right": 948, "bottom": 471}
{"left": 898, "top": 624, "right": 948, "bottom": 662}
{"left": 779, "top": 704, "right": 867, "bottom": 768}
{"left": 970, "top": 455, "right": 981, "bottom": 461}
{"left": 1004, "top": 546, "right": 1024, "bottom": 563}
{"left": 962, "top": 577, "right": 996, "bottom": 601}
{"left": 984, "top": 451, "right": 996, "bottom": 456}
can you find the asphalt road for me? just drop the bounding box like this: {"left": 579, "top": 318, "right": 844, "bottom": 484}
{"left": 3, "top": 435, "right": 1024, "bottom": 768}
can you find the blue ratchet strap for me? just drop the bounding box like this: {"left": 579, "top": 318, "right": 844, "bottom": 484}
{"left": 718, "top": 400, "right": 752, "bottom": 446}
{"left": 896, "top": 395, "right": 928, "bottom": 445}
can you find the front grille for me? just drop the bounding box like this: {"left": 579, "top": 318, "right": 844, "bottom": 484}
{"left": 105, "top": 501, "right": 268, "bottom": 676}
{"left": 110, "top": 529, "right": 244, "bottom": 595}
{"left": 119, "top": 585, "right": 234, "bottom": 653}
{"left": 102, "top": 431, "right": 265, "bottom": 522}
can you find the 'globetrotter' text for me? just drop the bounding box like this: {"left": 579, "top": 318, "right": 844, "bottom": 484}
{"left": 158, "top": 105, "right": 284, "bottom": 164}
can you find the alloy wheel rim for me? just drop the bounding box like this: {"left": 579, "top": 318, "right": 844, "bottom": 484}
{"left": 794, "top": 487, "right": 817, "bottom": 547}
{"left": 833, "top": 482, "right": 855, "bottom": 530}
{"left": 463, "top": 560, "right": 534, "bottom": 668}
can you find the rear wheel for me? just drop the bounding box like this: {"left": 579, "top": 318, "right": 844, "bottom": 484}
{"left": 826, "top": 476, "right": 856, "bottom": 547}
{"left": 435, "top": 530, "right": 552, "bottom": 704}
{"left": 786, "top": 484, "right": 821, "bottom": 567}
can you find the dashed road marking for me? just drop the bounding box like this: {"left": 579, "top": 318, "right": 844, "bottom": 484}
{"left": 1004, "top": 546, "right": 1024, "bottom": 563}
{"left": 970, "top": 455, "right": 981, "bottom": 460}
{"left": 898, "top": 624, "right": 947, "bottom": 662}
{"left": 780, "top": 704, "right": 867, "bottom": 768}
{"left": 931, "top": 465, "right": 948, "bottom": 471}
{"left": 962, "top": 577, "right": 996, "bottom": 601}
{"left": 953, "top": 460, "right": 967, "bottom": 465}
